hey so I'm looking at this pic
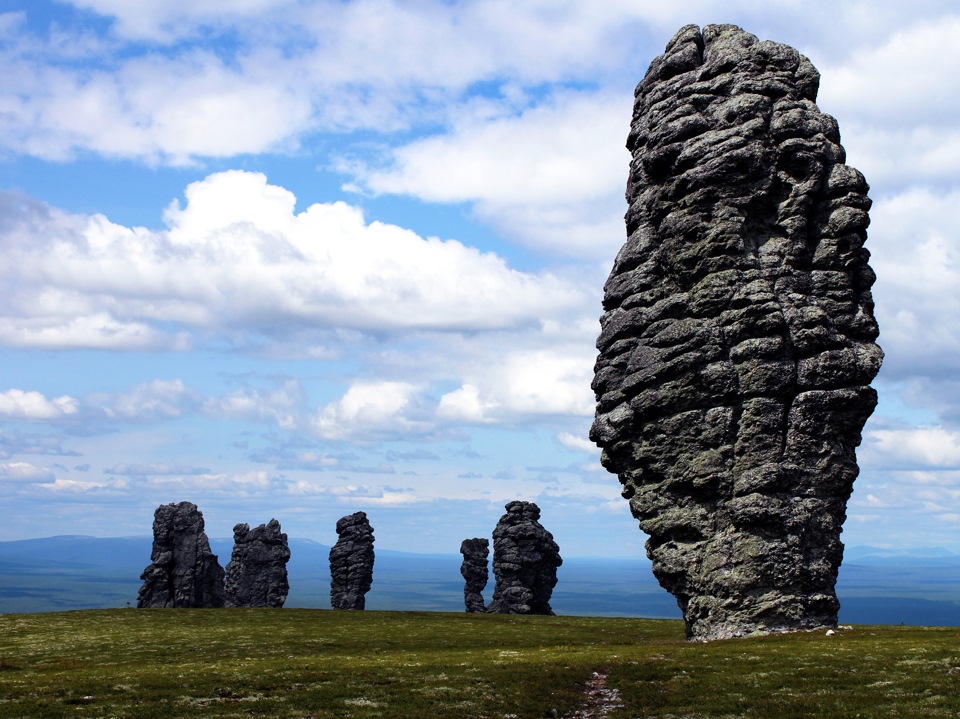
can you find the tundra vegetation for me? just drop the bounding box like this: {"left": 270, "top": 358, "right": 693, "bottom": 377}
{"left": 1, "top": 609, "right": 958, "bottom": 718}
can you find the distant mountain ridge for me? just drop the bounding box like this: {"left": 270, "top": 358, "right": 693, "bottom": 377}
{"left": 0, "top": 536, "right": 958, "bottom": 626}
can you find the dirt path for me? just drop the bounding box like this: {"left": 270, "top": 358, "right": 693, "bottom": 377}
{"left": 565, "top": 670, "right": 625, "bottom": 718}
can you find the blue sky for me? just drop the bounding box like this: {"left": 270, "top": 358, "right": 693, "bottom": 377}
{"left": 1, "top": 0, "right": 959, "bottom": 558}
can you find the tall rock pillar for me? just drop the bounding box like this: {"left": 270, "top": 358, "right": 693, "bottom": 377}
{"left": 486, "top": 501, "right": 562, "bottom": 615}
{"left": 591, "top": 24, "right": 882, "bottom": 640}
{"left": 137, "top": 501, "right": 225, "bottom": 608}
{"left": 329, "top": 511, "right": 375, "bottom": 610}
{"left": 224, "top": 518, "right": 291, "bottom": 608}
{"left": 460, "top": 537, "right": 490, "bottom": 613}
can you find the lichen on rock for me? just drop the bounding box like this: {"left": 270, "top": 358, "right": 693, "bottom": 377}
{"left": 591, "top": 24, "right": 882, "bottom": 640}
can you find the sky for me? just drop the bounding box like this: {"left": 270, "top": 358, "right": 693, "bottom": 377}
{"left": 1, "top": 0, "right": 959, "bottom": 558}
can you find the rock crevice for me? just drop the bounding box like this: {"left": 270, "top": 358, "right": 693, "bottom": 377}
{"left": 591, "top": 24, "right": 882, "bottom": 640}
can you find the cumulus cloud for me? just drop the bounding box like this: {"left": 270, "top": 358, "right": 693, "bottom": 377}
{"left": 312, "top": 381, "right": 433, "bottom": 441}
{"left": 0, "top": 461, "right": 56, "bottom": 483}
{"left": 0, "top": 173, "right": 583, "bottom": 351}
{"left": 438, "top": 345, "right": 595, "bottom": 423}
{"left": 88, "top": 379, "right": 201, "bottom": 421}
{"left": 557, "top": 431, "right": 596, "bottom": 454}
{"left": 285, "top": 479, "right": 420, "bottom": 505}
{"left": 65, "top": 0, "right": 296, "bottom": 41}
{"left": 868, "top": 188, "right": 960, "bottom": 382}
{"left": 0, "top": 0, "right": 954, "bottom": 170}
{"left": 0, "top": 1, "right": 651, "bottom": 162}
{"left": 863, "top": 427, "right": 960, "bottom": 470}
{"left": 203, "top": 380, "right": 304, "bottom": 429}
{"left": 346, "top": 90, "right": 631, "bottom": 258}
{"left": 817, "top": 14, "right": 960, "bottom": 189}
{"left": 0, "top": 389, "right": 79, "bottom": 420}
{"left": 145, "top": 469, "right": 273, "bottom": 491}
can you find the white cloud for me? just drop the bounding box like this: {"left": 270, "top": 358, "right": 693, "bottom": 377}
{"left": 0, "top": 49, "right": 313, "bottom": 164}
{"left": 818, "top": 15, "right": 960, "bottom": 130}
{"left": 65, "top": 0, "right": 295, "bottom": 41}
{"left": 817, "top": 15, "right": 960, "bottom": 189}
{"left": 868, "top": 188, "right": 960, "bottom": 381}
{"left": 438, "top": 346, "right": 595, "bottom": 423}
{"left": 0, "top": 1, "right": 954, "bottom": 170}
{"left": 0, "top": 1, "right": 651, "bottom": 162}
{"left": 348, "top": 90, "right": 631, "bottom": 258}
{"left": 0, "top": 313, "right": 189, "bottom": 352}
{"left": 557, "top": 431, "right": 596, "bottom": 454}
{"left": 285, "top": 479, "right": 421, "bottom": 505}
{"left": 146, "top": 469, "right": 272, "bottom": 491}
{"left": 38, "top": 478, "right": 118, "bottom": 493}
{"left": 849, "top": 467, "right": 960, "bottom": 541}
{"left": 0, "top": 172, "right": 583, "bottom": 351}
{"left": 863, "top": 427, "right": 960, "bottom": 470}
{"left": 437, "top": 384, "right": 497, "bottom": 425}
{"left": 89, "top": 379, "right": 200, "bottom": 421}
{"left": 0, "top": 389, "right": 79, "bottom": 420}
{"left": 0, "top": 461, "right": 56, "bottom": 483}
{"left": 203, "top": 380, "right": 304, "bottom": 429}
{"left": 312, "top": 381, "right": 431, "bottom": 441}
{"left": 353, "top": 91, "right": 629, "bottom": 206}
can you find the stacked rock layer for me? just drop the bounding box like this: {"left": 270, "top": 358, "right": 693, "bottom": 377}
{"left": 224, "top": 519, "right": 291, "bottom": 608}
{"left": 460, "top": 537, "right": 490, "bottom": 613}
{"left": 329, "top": 511, "right": 375, "bottom": 610}
{"left": 137, "top": 501, "right": 225, "bottom": 608}
{"left": 590, "top": 24, "right": 882, "bottom": 640}
{"left": 486, "top": 501, "right": 562, "bottom": 615}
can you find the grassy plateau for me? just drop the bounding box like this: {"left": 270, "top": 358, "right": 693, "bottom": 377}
{"left": 1, "top": 609, "right": 958, "bottom": 718}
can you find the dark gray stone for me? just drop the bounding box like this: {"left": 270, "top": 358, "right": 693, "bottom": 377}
{"left": 459, "top": 537, "right": 489, "bottom": 613}
{"left": 590, "top": 24, "right": 882, "bottom": 640}
{"left": 137, "top": 501, "right": 225, "bottom": 608}
{"left": 329, "top": 511, "right": 375, "bottom": 610}
{"left": 224, "top": 518, "right": 290, "bottom": 608}
{"left": 487, "top": 501, "right": 562, "bottom": 615}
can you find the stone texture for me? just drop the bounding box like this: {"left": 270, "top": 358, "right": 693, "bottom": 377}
{"left": 590, "top": 24, "right": 882, "bottom": 640}
{"left": 224, "top": 519, "right": 291, "bottom": 608}
{"left": 137, "top": 501, "right": 225, "bottom": 608}
{"left": 486, "top": 501, "right": 562, "bottom": 615}
{"left": 459, "top": 537, "right": 490, "bottom": 613}
{"left": 329, "top": 511, "right": 375, "bottom": 610}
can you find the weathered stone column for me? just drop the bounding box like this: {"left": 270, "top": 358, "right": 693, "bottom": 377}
{"left": 460, "top": 537, "right": 490, "bottom": 613}
{"left": 329, "top": 511, "right": 375, "bottom": 610}
{"left": 137, "top": 501, "right": 225, "bottom": 608}
{"left": 486, "top": 501, "right": 562, "bottom": 615}
{"left": 224, "top": 518, "right": 290, "bottom": 608}
{"left": 591, "top": 24, "right": 882, "bottom": 640}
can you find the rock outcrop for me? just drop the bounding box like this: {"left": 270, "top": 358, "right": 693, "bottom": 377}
{"left": 137, "top": 501, "right": 225, "bottom": 608}
{"left": 459, "top": 537, "right": 490, "bottom": 613}
{"left": 486, "top": 501, "right": 562, "bottom": 615}
{"left": 224, "top": 519, "right": 291, "bottom": 608}
{"left": 590, "top": 24, "right": 882, "bottom": 640}
{"left": 329, "top": 511, "right": 375, "bottom": 610}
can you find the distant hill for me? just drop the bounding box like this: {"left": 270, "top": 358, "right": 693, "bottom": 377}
{"left": 0, "top": 536, "right": 957, "bottom": 625}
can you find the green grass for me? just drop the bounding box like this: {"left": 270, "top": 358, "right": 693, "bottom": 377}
{"left": 0, "top": 610, "right": 958, "bottom": 718}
